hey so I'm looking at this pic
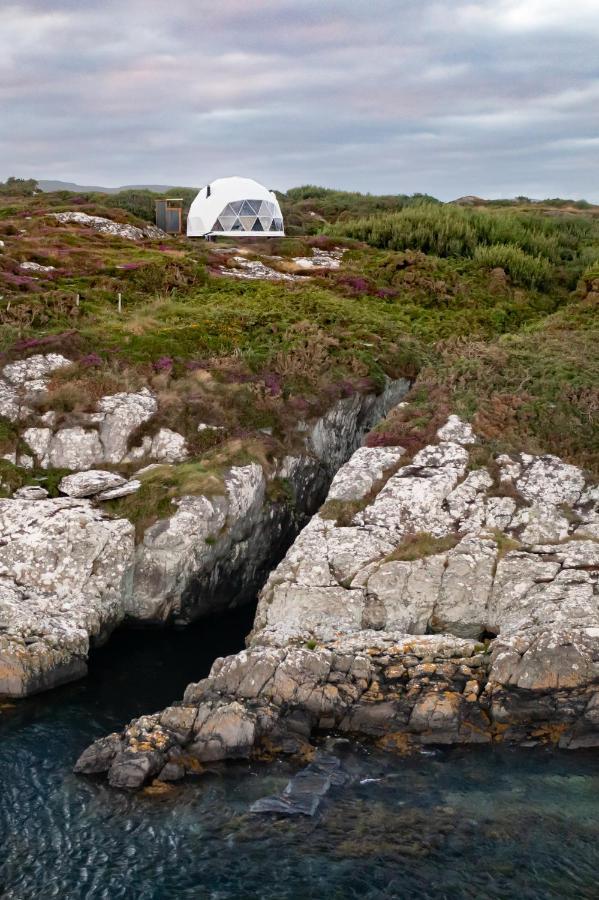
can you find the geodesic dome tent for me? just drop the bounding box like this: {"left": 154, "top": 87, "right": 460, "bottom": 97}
{"left": 186, "top": 176, "right": 284, "bottom": 237}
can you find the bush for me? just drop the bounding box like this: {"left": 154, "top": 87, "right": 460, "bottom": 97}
{"left": 473, "top": 244, "right": 552, "bottom": 288}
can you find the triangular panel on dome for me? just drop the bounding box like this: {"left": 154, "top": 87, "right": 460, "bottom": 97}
{"left": 246, "top": 200, "right": 261, "bottom": 215}
{"left": 269, "top": 219, "right": 281, "bottom": 231}
{"left": 218, "top": 215, "right": 236, "bottom": 231}
{"left": 259, "top": 216, "right": 272, "bottom": 230}
{"left": 230, "top": 218, "right": 244, "bottom": 231}
{"left": 229, "top": 200, "right": 244, "bottom": 214}
{"left": 211, "top": 219, "right": 224, "bottom": 232}
{"left": 252, "top": 218, "right": 264, "bottom": 231}
{"left": 239, "top": 216, "right": 256, "bottom": 231}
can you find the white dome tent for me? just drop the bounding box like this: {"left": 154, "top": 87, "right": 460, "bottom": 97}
{"left": 186, "top": 176, "right": 284, "bottom": 238}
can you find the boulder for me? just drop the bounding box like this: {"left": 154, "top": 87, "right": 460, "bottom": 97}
{"left": 97, "top": 480, "right": 141, "bottom": 501}
{"left": 96, "top": 388, "right": 158, "bottom": 464}
{"left": 58, "top": 470, "right": 126, "bottom": 498}
{"left": 12, "top": 485, "right": 49, "bottom": 500}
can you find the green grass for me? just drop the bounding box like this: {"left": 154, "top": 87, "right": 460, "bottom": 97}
{"left": 385, "top": 532, "right": 460, "bottom": 562}
{"left": 0, "top": 186, "right": 597, "bottom": 486}
{"left": 104, "top": 461, "right": 226, "bottom": 538}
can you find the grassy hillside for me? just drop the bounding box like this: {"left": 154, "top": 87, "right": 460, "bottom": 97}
{"left": 0, "top": 181, "right": 597, "bottom": 483}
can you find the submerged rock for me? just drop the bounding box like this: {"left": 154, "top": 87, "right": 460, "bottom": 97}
{"left": 250, "top": 753, "right": 345, "bottom": 816}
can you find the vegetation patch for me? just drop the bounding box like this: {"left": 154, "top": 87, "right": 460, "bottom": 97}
{"left": 385, "top": 532, "right": 460, "bottom": 562}
{"left": 104, "top": 461, "right": 226, "bottom": 539}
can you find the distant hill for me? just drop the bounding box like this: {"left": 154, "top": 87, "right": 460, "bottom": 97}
{"left": 38, "top": 180, "right": 178, "bottom": 194}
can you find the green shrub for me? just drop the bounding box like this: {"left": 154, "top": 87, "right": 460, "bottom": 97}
{"left": 473, "top": 244, "right": 552, "bottom": 288}
{"left": 326, "top": 203, "right": 599, "bottom": 290}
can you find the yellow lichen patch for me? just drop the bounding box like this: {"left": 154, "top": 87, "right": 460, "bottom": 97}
{"left": 252, "top": 736, "right": 315, "bottom": 764}
{"left": 142, "top": 780, "right": 176, "bottom": 798}
{"left": 491, "top": 722, "right": 510, "bottom": 742}
{"left": 377, "top": 731, "right": 414, "bottom": 756}
{"left": 178, "top": 754, "right": 205, "bottom": 774}
{"left": 530, "top": 723, "right": 568, "bottom": 744}
{"left": 361, "top": 681, "right": 385, "bottom": 702}
{"left": 384, "top": 665, "right": 406, "bottom": 680}
{"left": 458, "top": 720, "right": 492, "bottom": 740}
{"left": 130, "top": 740, "right": 154, "bottom": 752}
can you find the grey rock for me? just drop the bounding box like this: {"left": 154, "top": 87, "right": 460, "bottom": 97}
{"left": 58, "top": 470, "right": 126, "bottom": 498}
{"left": 51, "top": 211, "right": 165, "bottom": 241}
{"left": 0, "top": 353, "right": 71, "bottom": 422}
{"left": 108, "top": 750, "right": 165, "bottom": 789}
{"left": 436, "top": 415, "right": 476, "bottom": 445}
{"left": 73, "top": 733, "right": 123, "bottom": 774}
{"left": 516, "top": 455, "right": 585, "bottom": 506}
{"left": 0, "top": 498, "right": 135, "bottom": 696}
{"left": 97, "top": 480, "right": 141, "bottom": 501}
{"left": 251, "top": 754, "right": 343, "bottom": 816}
{"left": 13, "top": 486, "right": 49, "bottom": 500}
{"left": 327, "top": 445, "right": 405, "bottom": 502}
{"left": 97, "top": 388, "right": 157, "bottom": 464}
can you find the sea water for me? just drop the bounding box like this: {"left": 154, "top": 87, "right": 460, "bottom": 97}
{"left": 1, "top": 609, "right": 598, "bottom": 899}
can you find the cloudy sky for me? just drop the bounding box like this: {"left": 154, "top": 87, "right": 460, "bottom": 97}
{"left": 1, "top": 0, "right": 598, "bottom": 200}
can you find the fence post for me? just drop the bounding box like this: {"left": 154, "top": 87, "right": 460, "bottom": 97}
{"left": 117, "top": 292, "right": 122, "bottom": 314}
{"left": 75, "top": 293, "right": 80, "bottom": 307}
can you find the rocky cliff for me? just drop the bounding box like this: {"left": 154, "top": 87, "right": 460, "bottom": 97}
{"left": 75, "top": 414, "right": 599, "bottom": 787}
{"left": 0, "top": 352, "right": 409, "bottom": 696}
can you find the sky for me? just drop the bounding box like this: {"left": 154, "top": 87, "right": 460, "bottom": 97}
{"left": 1, "top": 0, "right": 599, "bottom": 200}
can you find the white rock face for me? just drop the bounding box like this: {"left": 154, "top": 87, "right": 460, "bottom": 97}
{"left": 0, "top": 353, "right": 72, "bottom": 423}
{"left": 0, "top": 498, "right": 135, "bottom": 696}
{"left": 252, "top": 416, "right": 599, "bottom": 692}
{"left": 147, "top": 428, "right": 188, "bottom": 463}
{"left": 2, "top": 380, "right": 411, "bottom": 698}
{"left": 21, "top": 388, "right": 169, "bottom": 471}
{"left": 58, "top": 470, "right": 126, "bottom": 498}
{"left": 436, "top": 414, "right": 477, "bottom": 445}
{"left": 327, "top": 446, "right": 405, "bottom": 502}
{"left": 20, "top": 261, "right": 55, "bottom": 272}
{"left": 50, "top": 211, "right": 164, "bottom": 241}
{"left": 96, "top": 388, "right": 158, "bottom": 464}
{"left": 129, "top": 463, "right": 265, "bottom": 622}
{"left": 75, "top": 414, "right": 599, "bottom": 784}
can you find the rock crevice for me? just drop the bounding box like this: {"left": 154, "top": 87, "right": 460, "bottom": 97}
{"left": 75, "top": 415, "right": 599, "bottom": 787}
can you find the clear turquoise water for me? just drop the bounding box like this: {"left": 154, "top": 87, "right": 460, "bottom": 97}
{"left": 1, "top": 611, "right": 599, "bottom": 900}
